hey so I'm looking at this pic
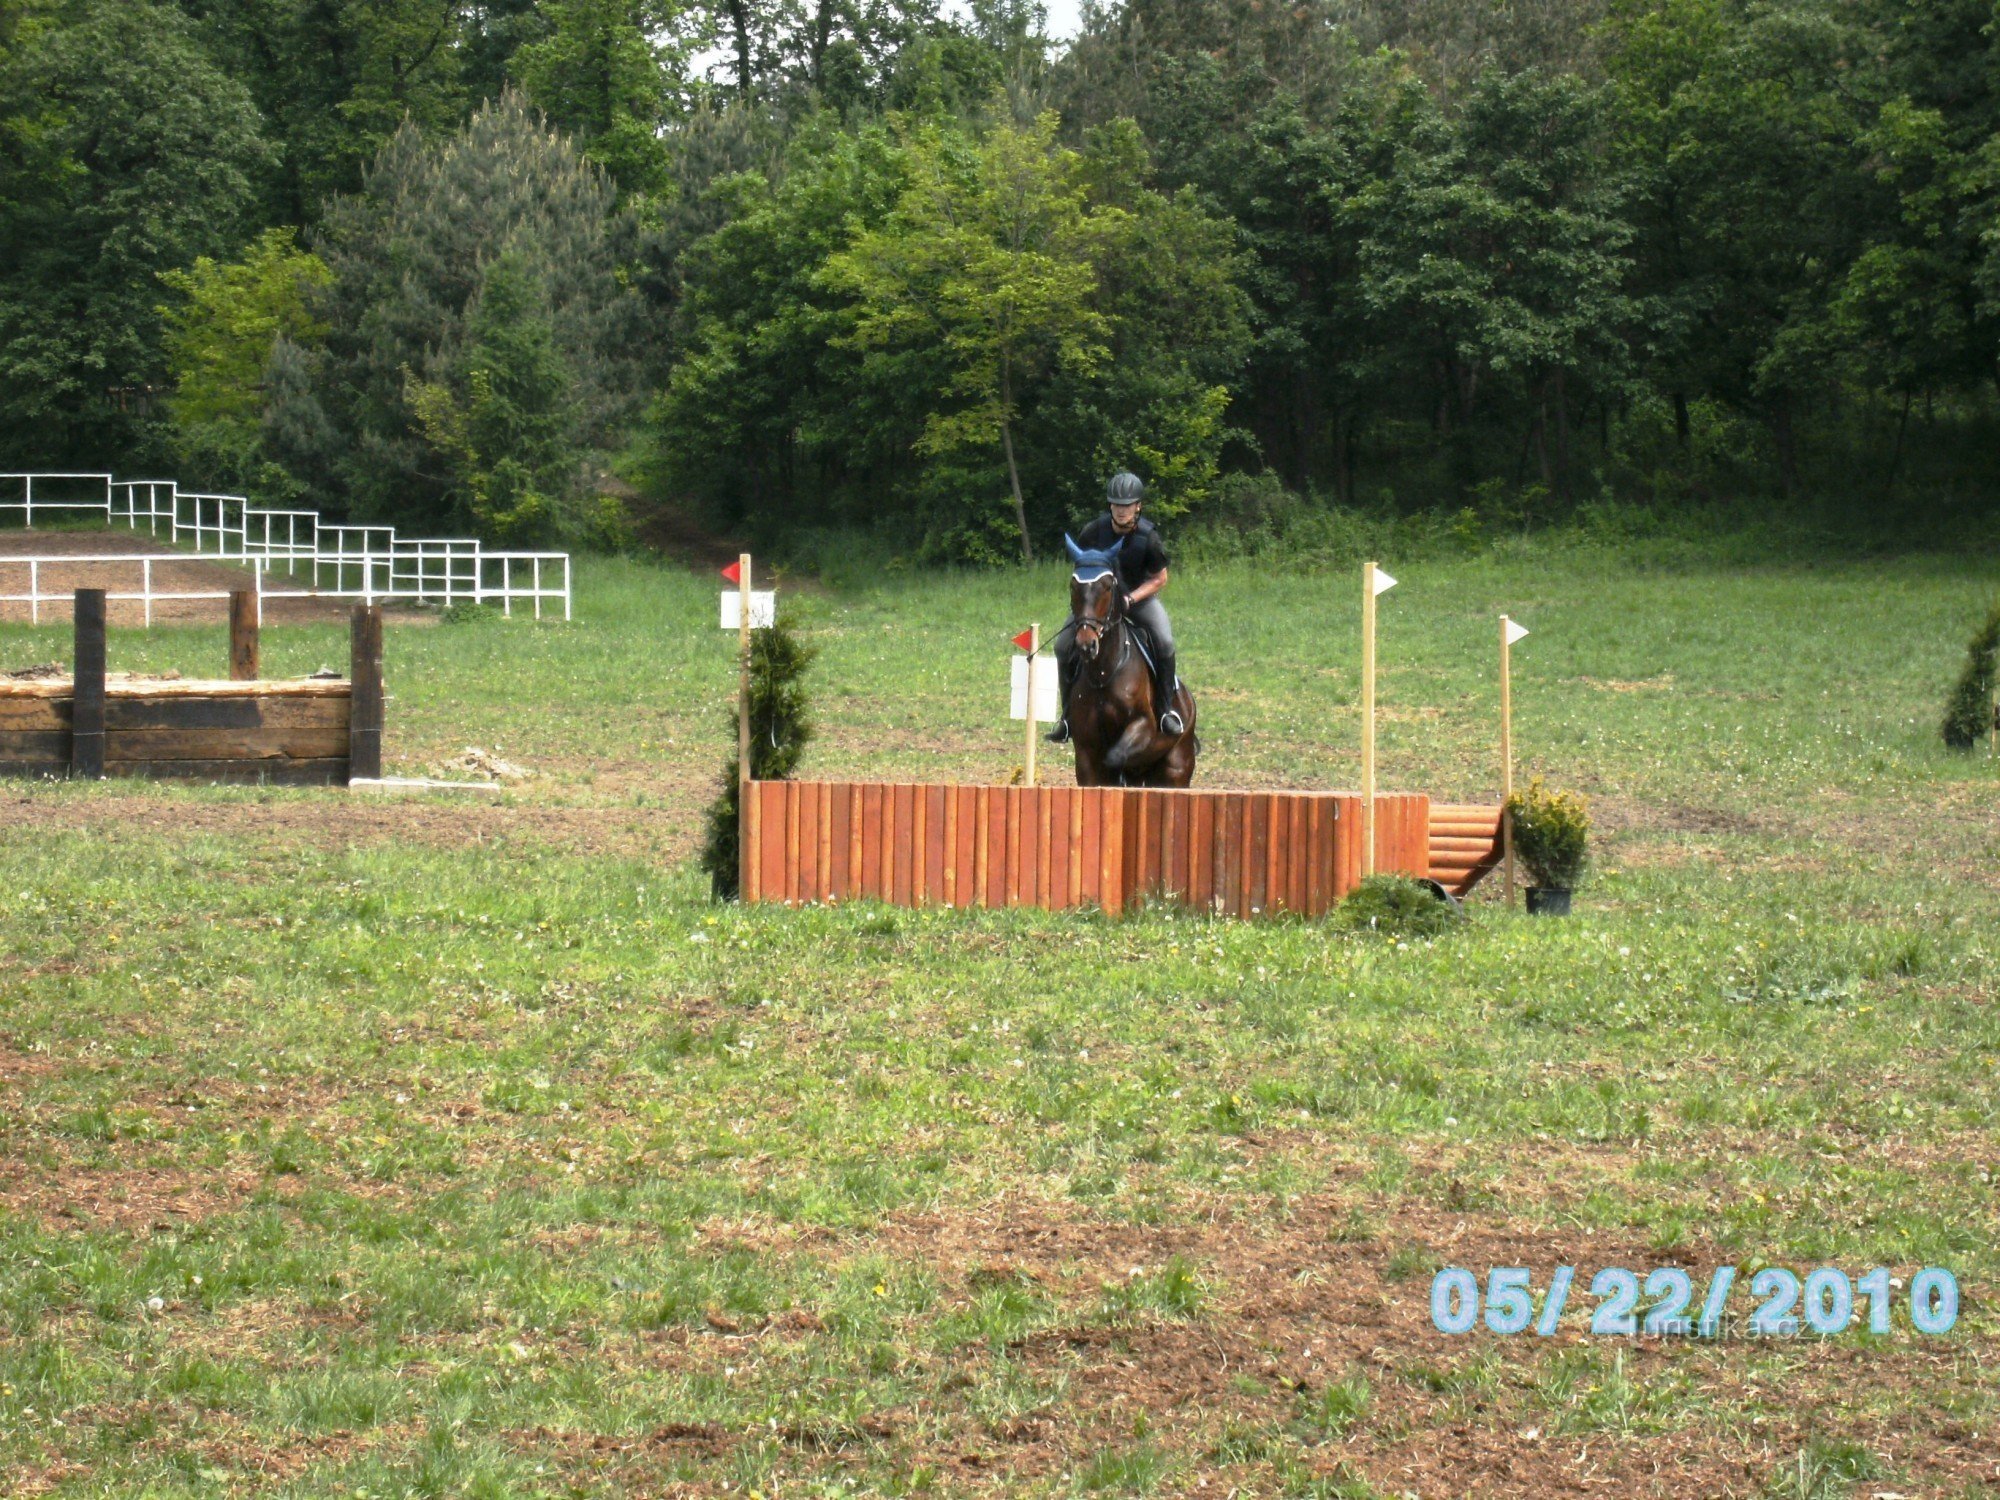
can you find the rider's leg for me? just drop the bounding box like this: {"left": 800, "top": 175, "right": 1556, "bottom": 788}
{"left": 1044, "top": 620, "right": 1079, "bottom": 742}
{"left": 1129, "top": 598, "right": 1182, "bottom": 734}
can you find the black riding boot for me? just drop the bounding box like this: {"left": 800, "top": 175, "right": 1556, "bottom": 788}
{"left": 1155, "top": 650, "right": 1183, "bottom": 734}
{"left": 1045, "top": 651, "right": 1075, "bottom": 742}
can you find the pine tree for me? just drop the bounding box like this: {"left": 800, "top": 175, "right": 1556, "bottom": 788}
{"left": 292, "top": 92, "right": 643, "bottom": 539}
{"left": 1942, "top": 602, "right": 2000, "bottom": 750}
{"left": 700, "top": 612, "right": 817, "bottom": 900}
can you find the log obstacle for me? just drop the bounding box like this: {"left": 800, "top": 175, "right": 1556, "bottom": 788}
{"left": 0, "top": 590, "right": 381, "bottom": 785}
{"left": 739, "top": 781, "right": 1500, "bottom": 917}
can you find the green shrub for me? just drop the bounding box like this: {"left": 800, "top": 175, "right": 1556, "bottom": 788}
{"left": 1941, "top": 601, "right": 2000, "bottom": 750}
{"left": 1334, "top": 875, "right": 1461, "bottom": 938}
{"left": 698, "top": 609, "right": 817, "bottom": 900}
{"left": 1506, "top": 778, "right": 1590, "bottom": 889}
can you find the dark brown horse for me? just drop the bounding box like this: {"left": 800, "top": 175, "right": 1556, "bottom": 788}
{"left": 1063, "top": 543, "right": 1198, "bottom": 787}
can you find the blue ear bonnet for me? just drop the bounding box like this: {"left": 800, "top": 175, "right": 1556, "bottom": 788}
{"left": 1064, "top": 532, "right": 1124, "bottom": 581}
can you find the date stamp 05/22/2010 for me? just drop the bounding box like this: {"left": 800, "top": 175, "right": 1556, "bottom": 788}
{"left": 1430, "top": 1265, "right": 1961, "bottom": 1339}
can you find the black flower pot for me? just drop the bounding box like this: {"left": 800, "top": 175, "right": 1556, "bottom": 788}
{"left": 1525, "top": 886, "right": 1572, "bottom": 916}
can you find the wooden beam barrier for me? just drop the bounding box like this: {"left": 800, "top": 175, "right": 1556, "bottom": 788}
{"left": 229, "top": 590, "right": 260, "bottom": 681}
{"left": 349, "top": 604, "right": 384, "bottom": 783}
{"left": 70, "top": 589, "right": 106, "bottom": 779}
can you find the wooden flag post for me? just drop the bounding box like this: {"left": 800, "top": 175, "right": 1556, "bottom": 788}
{"left": 1360, "top": 561, "right": 1398, "bottom": 877}
{"left": 1499, "top": 614, "right": 1530, "bottom": 905}
{"left": 1023, "top": 623, "right": 1039, "bottom": 788}
{"left": 1500, "top": 614, "right": 1516, "bottom": 905}
{"left": 736, "top": 552, "right": 752, "bottom": 782}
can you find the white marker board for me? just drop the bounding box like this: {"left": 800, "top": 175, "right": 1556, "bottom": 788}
{"left": 719, "top": 590, "right": 776, "bottom": 629}
{"left": 1010, "top": 655, "right": 1060, "bottom": 722}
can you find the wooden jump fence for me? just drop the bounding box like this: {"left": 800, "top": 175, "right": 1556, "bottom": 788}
{"left": 0, "top": 588, "right": 383, "bottom": 786}
{"left": 741, "top": 781, "right": 1503, "bottom": 917}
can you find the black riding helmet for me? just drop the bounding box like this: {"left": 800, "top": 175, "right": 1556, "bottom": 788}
{"left": 1106, "top": 471, "right": 1145, "bottom": 506}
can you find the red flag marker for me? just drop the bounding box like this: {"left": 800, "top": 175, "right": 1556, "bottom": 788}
{"left": 1011, "top": 627, "right": 1035, "bottom": 652}
{"left": 720, "top": 559, "right": 742, "bottom": 585}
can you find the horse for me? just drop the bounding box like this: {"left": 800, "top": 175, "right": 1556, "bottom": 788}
{"left": 1061, "top": 536, "right": 1198, "bottom": 787}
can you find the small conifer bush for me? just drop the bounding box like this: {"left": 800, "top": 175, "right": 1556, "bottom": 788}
{"left": 1941, "top": 602, "right": 2000, "bottom": 751}
{"left": 699, "top": 609, "right": 817, "bottom": 899}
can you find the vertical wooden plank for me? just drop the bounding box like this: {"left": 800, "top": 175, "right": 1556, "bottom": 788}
{"left": 1287, "top": 797, "right": 1311, "bottom": 914}
{"left": 829, "top": 781, "right": 852, "bottom": 901}
{"left": 942, "top": 786, "right": 960, "bottom": 907}
{"left": 228, "top": 590, "right": 259, "bottom": 680}
{"left": 1038, "top": 787, "right": 1057, "bottom": 907}
{"left": 1190, "top": 793, "right": 1214, "bottom": 912}
{"left": 955, "top": 786, "right": 978, "bottom": 909}
{"left": 742, "top": 777, "right": 761, "bottom": 904}
{"left": 1245, "top": 794, "right": 1269, "bottom": 916}
{"left": 861, "top": 783, "right": 885, "bottom": 898}
{"left": 812, "top": 783, "right": 832, "bottom": 901}
{"left": 892, "top": 783, "right": 916, "bottom": 907}
{"left": 847, "top": 784, "right": 865, "bottom": 896}
{"left": 1131, "top": 792, "right": 1156, "bottom": 904}
{"left": 759, "top": 782, "right": 789, "bottom": 904}
{"left": 1024, "top": 792, "right": 1040, "bottom": 912}
{"left": 910, "top": 782, "right": 929, "bottom": 906}
{"left": 1215, "top": 793, "right": 1239, "bottom": 917}
{"left": 783, "top": 776, "right": 801, "bottom": 903}
{"left": 1065, "top": 787, "right": 1083, "bottom": 907}
{"left": 1001, "top": 787, "right": 1020, "bottom": 906}
{"left": 988, "top": 792, "right": 1008, "bottom": 912}
{"left": 1305, "top": 797, "right": 1328, "bottom": 915}
{"left": 1078, "top": 787, "right": 1102, "bottom": 905}
{"left": 1336, "top": 794, "right": 1360, "bottom": 899}
{"left": 70, "top": 590, "right": 106, "bottom": 780}
{"left": 348, "top": 603, "right": 383, "bottom": 783}
{"left": 1159, "top": 794, "right": 1182, "bottom": 905}
{"left": 1100, "top": 790, "right": 1126, "bottom": 915}
{"left": 925, "top": 784, "right": 947, "bottom": 906}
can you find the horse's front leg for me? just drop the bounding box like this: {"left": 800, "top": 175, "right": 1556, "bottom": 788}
{"left": 1100, "top": 715, "right": 1156, "bottom": 777}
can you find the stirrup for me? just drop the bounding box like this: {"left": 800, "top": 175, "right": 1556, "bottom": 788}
{"left": 1159, "top": 709, "right": 1185, "bottom": 736}
{"left": 1045, "top": 718, "right": 1071, "bottom": 743}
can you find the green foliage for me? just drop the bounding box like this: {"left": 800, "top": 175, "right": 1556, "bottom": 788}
{"left": 700, "top": 609, "right": 819, "bottom": 899}
{"left": 157, "top": 228, "right": 331, "bottom": 489}
{"left": 510, "top": 0, "right": 696, "bottom": 202}
{"left": 1941, "top": 601, "right": 2000, "bottom": 750}
{"left": 405, "top": 253, "right": 586, "bottom": 541}
{"left": 656, "top": 111, "right": 1247, "bottom": 560}
{"left": 0, "top": 0, "right": 268, "bottom": 467}
{"left": 1335, "top": 875, "right": 1462, "bottom": 938}
{"left": 1506, "top": 777, "right": 1591, "bottom": 890}
{"left": 272, "top": 94, "right": 643, "bottom": 541}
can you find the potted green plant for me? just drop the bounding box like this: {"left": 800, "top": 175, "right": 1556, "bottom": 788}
{"left": 1505, "top": 777, "right": 1589, "bottom": 915}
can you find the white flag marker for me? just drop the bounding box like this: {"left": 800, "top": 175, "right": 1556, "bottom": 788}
{"left": 1505, "top": 617, "right": 1530, "bottom": 646}
{"left": 719, "top": 590, "right": 776, "bottom": 630}
{"left": 1372, "top": 565, "right": 1398, "bottom": 596}
{"left": 1010, "top": 654, "right": 1061, "bottom": 723}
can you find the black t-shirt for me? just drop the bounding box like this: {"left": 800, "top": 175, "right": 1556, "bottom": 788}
{"left": 1076, "top": 514, "right": 1168, "bottom": 592}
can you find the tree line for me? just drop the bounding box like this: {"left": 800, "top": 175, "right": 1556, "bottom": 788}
{"left": 3, "top": 0, "right": 1998, "bottom": 557}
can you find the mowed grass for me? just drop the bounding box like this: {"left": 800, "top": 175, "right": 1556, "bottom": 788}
{"left": 1, "top": 535, "right": 1998, "bottom": 1497}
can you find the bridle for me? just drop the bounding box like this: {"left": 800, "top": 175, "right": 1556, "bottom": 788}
{"left": 1070, "top": 568, "right": 1129, "bottom": 681}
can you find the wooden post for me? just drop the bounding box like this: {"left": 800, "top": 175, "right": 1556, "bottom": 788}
{"left": 229, "top": 590, "right": 260, "bottom": 680}
{"left": 1023, "top": 622, "right": 1039, "bottom": 788}
{"left": 71, "top": 589, "right": 106, "bottom": 780}
{"left": 1500, "top": 614, "right": 1516, "bottom": 906}
{"left": 737, "top": 552, "right": 755, "bottom": 900}
{"left": 737, "top": 553, "right": 753, "bottom": 777}
{"left": 349, "top": 604, "right": 384, "bottom": 783}
{"left": 1361, "top": 560, "right": 1377, "bottom": 876}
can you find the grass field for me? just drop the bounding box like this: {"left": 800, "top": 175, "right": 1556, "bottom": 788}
{"left": 2, "top": 535, "right": 1998, "bottom": 1497}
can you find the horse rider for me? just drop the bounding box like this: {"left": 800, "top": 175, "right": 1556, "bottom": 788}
{"left": 1047, "top": 471, "right": 1184, "bottom": 743}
